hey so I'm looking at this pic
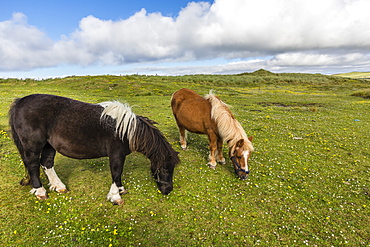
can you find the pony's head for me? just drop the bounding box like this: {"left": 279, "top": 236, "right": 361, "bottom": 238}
{"left": 229, "top": 137, "right": 253, "bottom": 180}
{"left": 100, "top": 102, "right": 180, "bottom": 194}
{"left": 151, "top": 153, "right": 178, "bottom": 195}
{"left": 130, "top": 116, "right": 180, "bottom": 195}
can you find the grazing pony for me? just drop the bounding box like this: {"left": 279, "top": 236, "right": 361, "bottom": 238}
{"left": 171, "top": 88, "right": 253, "bottom": 179}
{"left": 9, "top": 94, "right": 179, "bottom": 205}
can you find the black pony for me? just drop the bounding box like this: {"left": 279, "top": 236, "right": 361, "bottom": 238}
{"left": 9, "top": 94, "right": 179, "bottom": 205}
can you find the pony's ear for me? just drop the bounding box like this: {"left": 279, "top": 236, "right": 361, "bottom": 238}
{"left": 236, "top": 139, "right": 244, "bottom": 148}
{"left": 248, "top": 136, "right": 253, "bottom": 142}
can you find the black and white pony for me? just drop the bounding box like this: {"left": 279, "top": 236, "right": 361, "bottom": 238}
{"left": 9, "top": 94, "right": 179, "bottom": 205}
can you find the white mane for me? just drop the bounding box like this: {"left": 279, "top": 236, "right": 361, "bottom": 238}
{"left": 99, "top": 101, "right": 137, "bottom": 141}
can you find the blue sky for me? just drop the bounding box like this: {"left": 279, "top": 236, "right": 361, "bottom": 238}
{"left": 1, "top": 0, "right": 370, "bottom": 78}
{"left": 0, "top": 0, "right": 195, "bottom": 40}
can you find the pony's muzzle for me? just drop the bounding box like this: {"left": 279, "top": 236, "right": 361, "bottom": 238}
{"left": 158, "top": 183, "right": 173, "bottom": 195}
{"left": 231, "top": 156, "right": 250, "bottom": 180}
{"left": 153, "top": 168, "right": 173, "bottom": 195}
{"left": 237, "top": 170, "right": 249, "bottom": 180}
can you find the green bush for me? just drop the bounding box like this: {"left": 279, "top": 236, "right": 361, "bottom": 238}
{"left": 351, "top": 89, "right": 370, "bottom": 98}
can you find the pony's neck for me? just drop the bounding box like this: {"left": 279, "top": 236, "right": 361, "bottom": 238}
{"left": 99, "top": 101, "right": 137, "bottom": 141}
{"left": 129, "top": 116, "right": 179, "bottom": 167}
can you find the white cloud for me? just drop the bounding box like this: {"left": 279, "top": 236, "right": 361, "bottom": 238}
{"left": 125, "top": 52, "right": 370, "bottom": 76}
{"left": 0, "top": 13, "right": 59, "bottom": 70}
{"left": 49, "top": 9, "right": 183, "bottom": 67}
{"left": 1, "top": 0, "right": 370, "bottom": 74}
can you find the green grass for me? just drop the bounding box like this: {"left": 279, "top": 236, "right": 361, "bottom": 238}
{"left": 333, "top": 71, "right": 370, "bottom": 80}
{"left": 351, "top": 89, "right": 370, "bottom": 99}
{"left": 0, "top": 72, "right": 369, "bottom": 246}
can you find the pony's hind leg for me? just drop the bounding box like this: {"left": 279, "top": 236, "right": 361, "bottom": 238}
{"left": 207, "top": 132, "right": 218, "bottom": 169}
{"left": 13, "top": 129, "right": 48, "bottom": 199}
{"left": 22, "top": 149, "right": 48, "bottom": 200}
{"left": 178, "top": 126, "right": 187, "bottom": 150}
{"left": 40, "top": 143, "right": 67, "bottom": 193}
{"left": 20, "top": 167, "right": 32, "bottom": 186}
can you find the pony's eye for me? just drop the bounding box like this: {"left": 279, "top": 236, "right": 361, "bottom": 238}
{"left": 232, "top": 152, "right": 242, "bottom": 159}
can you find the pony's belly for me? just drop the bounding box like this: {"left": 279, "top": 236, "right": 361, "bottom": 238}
{"left": 50, "top": 140, "right": 107, "bottom": 159}
{"left": 175, "top": 113, "right": 213, "bottom": 134}
{"left": 58, "top": 148, "right": 106, "bottom": 159}
{"left": 180, "top": 119, "right": 216, "bottom": 135}
{"left": 185, "top": 128, "right": 207, "bottom": 135}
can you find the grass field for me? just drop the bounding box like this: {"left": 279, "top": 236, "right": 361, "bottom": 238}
{"left": 0, "top": 72, "right": 369, "bottom": 246}
{"left": 333, "top": 71, "right": 370, "bottom": 80}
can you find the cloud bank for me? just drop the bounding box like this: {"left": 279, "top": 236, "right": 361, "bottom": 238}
{"left": 1, "top": 0, "right": 370, "bottom": 74}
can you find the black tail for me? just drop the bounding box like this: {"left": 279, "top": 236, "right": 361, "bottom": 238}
{"left": 8, "top": 98, "right": 25, "bottom": 161}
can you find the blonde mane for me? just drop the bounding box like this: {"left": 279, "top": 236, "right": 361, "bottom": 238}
{"left": 204, "top": 91, "right": 254, "bottom": 153}
{"left": 99, "top": 101, "right": 137, "bottom": 142}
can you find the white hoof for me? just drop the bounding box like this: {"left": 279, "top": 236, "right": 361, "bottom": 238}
{"left": 107, "top": 183, "right": 123, "bottom": 205}
{"left": 31, "top": 187, "right": 48, "bottom": 200}
{"left": 207, "top": 163, "right": 217, "bottom": 169}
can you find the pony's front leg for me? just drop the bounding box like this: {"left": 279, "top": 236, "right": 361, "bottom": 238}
{"left": 107, "top": 183, "right": 126, "bottom": 205}
{"left": 30, "top": 187, "right": 48, "bottom": 200}
{"left": 216, "top": 137, "right": 226, "bottom": 164}
{"left": 107, "top": 153, "right": 127, "bottom": 205}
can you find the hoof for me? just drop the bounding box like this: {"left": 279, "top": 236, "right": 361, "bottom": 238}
{"left": 208, "top": 164, "right": 217, "bottom": 170}
{"left": 113, "top": 199, "right": 124, "bottom": 205}
{"left": 119, "top": 189, "right": 128, "bottom": 195}
{"left": 36, "top": 195, "right": 48, "bottom": 200}
{"left": 57, "top": 188, "right": 68, "bottom": 194}
{"left": 20, "top": 178, "right": 31, "bottom": 186}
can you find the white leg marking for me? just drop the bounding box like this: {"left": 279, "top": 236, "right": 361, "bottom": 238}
{"left": 208, "top": 152, "right": 217, "bottom": 168}
{"left": 42, "top": 166, "right": 67, "bottom": 192}
{"left": 30, "top": 187, "right": 47, "bottom": 198}
{"left": 107, "top": 183, "right": 122, "bottom": 203}
{"left": 180, "top": 134, "right": 187, "bottom": 150}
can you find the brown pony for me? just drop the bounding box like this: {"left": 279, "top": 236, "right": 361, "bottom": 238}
{"left": 171, "top": 88, "right": 253, "bottom": 179}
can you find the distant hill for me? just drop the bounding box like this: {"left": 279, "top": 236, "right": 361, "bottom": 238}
{"left": 333, "top": 72, "right": 370, "bottom": 80}
{"left": 238, "top": 69, "right": 276, "bottom": 76}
